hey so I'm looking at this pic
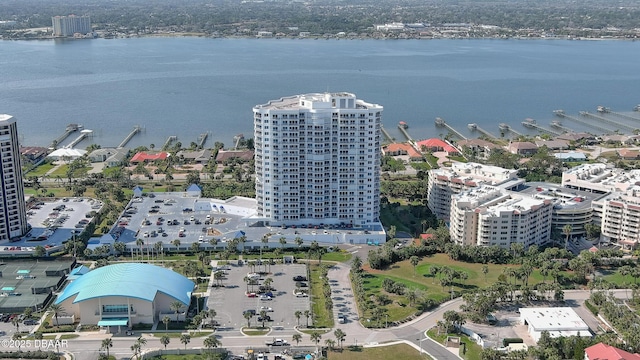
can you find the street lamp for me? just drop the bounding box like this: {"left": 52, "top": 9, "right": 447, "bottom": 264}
{"left": 417, "top": 331, "right": 424, "bottom": 357}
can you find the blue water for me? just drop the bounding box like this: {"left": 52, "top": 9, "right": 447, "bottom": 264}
{"left": 1, "top": 38, "right": 640, "bottom": 148}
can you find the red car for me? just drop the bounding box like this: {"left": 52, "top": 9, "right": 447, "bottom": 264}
{"left": 246, "top": 292, "right": 257, "bottom": 298}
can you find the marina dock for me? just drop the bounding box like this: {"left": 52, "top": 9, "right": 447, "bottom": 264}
{"left": 397, "top": 121, "right": 413, "bottom": 141}
{"left": 580, "top": 111, "right": 637, "bottom": 133}
{"left": 498, "top": 123, "right": 523, "bottom": 137}
{"left": 435, "top": 117, "right": 467, "bottom": 140}
{"left": 380, "top": 125, "right": 393, "bottom": 143}
{"left": 50, "top": 123, "right": 81, "bottom": 149}
{"left": 64, "top": 129, "right": 93, "bottom": 149}
{"left": 467, "top": 123, "right": 497, "bottom": 140}
{"left": 553, "top": 110, "right": 615, "bottom": 133}
{"left": 197, "top": 133, "right": 208, "bottom": 149}
{"left": 233, "top": 134, "right": 245, "bottom": 149}
{"left": 597, "top": 106, "right": 640, "bottom": 124}
{"left": 521, "top": 118, "right": 562, "bottom": 136}
{"left": 118, "top": 125, "right": 142, "bottom": 149}
{"left": 550, "top": 120, "right": 574, "bottom": 134}
{"left": 163, "top": 136, "right": 177, "bottom": 150}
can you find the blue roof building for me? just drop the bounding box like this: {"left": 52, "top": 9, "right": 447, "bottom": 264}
{"left": 55, "top": 263, "right": 194, "bottom": 330}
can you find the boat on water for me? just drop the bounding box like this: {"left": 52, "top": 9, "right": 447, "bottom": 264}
{"left": 398, "top": 121, "right": 408, "bottom": 129}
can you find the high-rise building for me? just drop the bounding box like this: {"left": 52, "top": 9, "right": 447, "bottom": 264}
{"left": 0, "top": 115, "right": 28, "bottom": 241}
{"left": 52, "top": 15, "right": 91, "bottom": 37}
{"left": 253, "top": 92, "right": 382, "bottom": 229}
{"left": 450, "top": 185, "right": 553, "bottom": 249}
{"left": 427, "top": 162, "right": 522, "bottom": 220}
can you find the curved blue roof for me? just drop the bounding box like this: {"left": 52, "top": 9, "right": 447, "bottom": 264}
{"left": 56, "top": 263, "right": 194, "bottom": 306}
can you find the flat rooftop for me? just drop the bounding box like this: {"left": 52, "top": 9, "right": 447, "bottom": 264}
{"left": 520, "top": 307, "right": 589, "bottom": 331}
{"left": 0, "top": 259, "right": 74, "bottom": 312}
{"left": 515, "top": 182, "right": 603, "bottom": 211}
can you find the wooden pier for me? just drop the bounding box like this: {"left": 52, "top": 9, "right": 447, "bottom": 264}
{"left": 521, "top": 118, "right": 562, "bottom": 136}
{"left": 580, "top": 111, "right": 637, "bottom": 133}
{"left": 498, "top": 123, "right": 523, "bottom": 137}
{"left": 468, "top": 123, "right": 497, "bottom": 139}
{"left": 380, "top": 125, "right": 393, "bottom": 143}
{"left": 553, "top": 110, "right": 614, "bottom": 133}
{"left": 163, "top": 136, "right": 177, "bottom": 150}
{"left": 118, "top": 125, "right": 142, "bottom": 149}
{"left": 197, "top": 133, "right": 208, "bottom": 149}
{"left": 50, "top": 123, "right": 81, "bottom": 149}
{"left": 597, "top": 106, "right": 640, "bottom": 124}
{"left": 550, "top": 120, "right": 574, "bottom": 133}
{"left": 233, "top": 134, "right": 245, "bottom": 149}
{"left": 435, "top": 117, "right": 466, "bottom": 140}
{"left": 64, "top": 129, "right": 93, "bottom": 149}
{"left": 397, "top": 123, "right": 413, "bottom": 141}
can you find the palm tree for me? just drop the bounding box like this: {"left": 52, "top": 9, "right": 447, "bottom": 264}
{"left": 244, "top": 311, "right": 253, "bottom": 328}
{"left": 259, "top": 310, "right": 268, "bottom": 328}
{"left": 279, "top": 237, "right": 287, "bottom": 250}
{"left": 154, "top": 241, "right": 163, "bottom": 261}
{"left": 264, "top": 277, "right": 273, "bottom": 291}
{"left": 136, "top": 336, "right": 146, "bottom": 356}
{"left": 130, "top": 343, "right": 141, "bottom": 360}
{"left": 310, "top": 331, "right": 322, "bottom": 346}
{"left": 101, "top": 338, "right": 113, "bottom": 358}
{"left": 325, "top": 339, "right": 336, "bottom": 351}
{"left": 49, "top": 303, "right": 64, "bottom": 326}
{"left": 239, "top": 235, "right": 247, "bottom": 253}
{"left": 162, "top": 315, "right": 171, "bottom": 331}
{"left": 204, "top": 335, "right": 221, "bottom": 352}
{"left": 334, "top": 328, "right": 346, "bottom": 349}
{"left": 562, "top": 224, "right": 573, "bottom": 250}
{"left": 12, "top": 333, "right": 22, "bottom": 351}
{"left": 261, "top": 235, "right": 269, "bottom": 258}
{"left": 180, "top": 334, "right": 191, "bottom": 349}
{"left": 292, "top": 333, "right": 302, "bottom": 345}
{"left": 172, "top": 239, "right": 181, "bottom": 251}
{"left": 304, "top": 310, "right": 311, "bottom": 327}
{"left": 243, "top": 276, "right": 250, "bottom": 293}
{"left": 294, "top": 310, "right": 302, "bottom": 326}
{"left": 209, "top": 238, "right": 218, "bottom": 253}
{"left": 170, "top": 301, "right": 184, "bottom": 322}
{"left": 160, "top": 335, "right": 170, "bottom": 354}
{"left": 482, "top": 265, "right": 489, "bottom": 282}
{"left": 295, "top": 237, "right": 303, "bottom": 249}
{"left": 135, "top": 238, "right": 144, "bottom": 260}
{"left": 11, "top": 317, "right": 20, "bottom": 333}
{"left": 410, "top": 256, "right": 420, "bottom": 276}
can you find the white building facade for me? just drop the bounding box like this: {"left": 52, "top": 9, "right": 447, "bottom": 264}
{"left": 427, "top": 162, "right": 521, "bottom": 220}
{"left": 52, "top": 15, "right": 91, "bottom": 37}
{"left": 253, "top": 92, "right": 382, "bottom": 230}
{"left": 0, "top": 115, "right": 28, "bottom": 241}
{"left": 450, "top": 185, "right": 553, "bottom": 249}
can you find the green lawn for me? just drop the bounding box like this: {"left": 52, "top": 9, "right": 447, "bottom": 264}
{"left": 310, "top": 264, "right": 334, "bottom": 328}
{"left": 362, "top": 253, "right": 572, "bottom": 323}
{"left": 322, "top": 251, "right": 352, "bottom": 263}
{"left": 328, "top": 344, "right": 431, "bottom": 360}
{"left": 25, "top": 163, "right": 55, "bottom": 176}
{"left": 427, "top": 329, "right": 481, "bottom": 360}
{"left": 242, "top": 328, "right": 270, "bottom": 336}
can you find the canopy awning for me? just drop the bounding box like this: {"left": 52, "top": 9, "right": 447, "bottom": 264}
{"left": 98, "top": 318, "right": 129, "bottom": 327}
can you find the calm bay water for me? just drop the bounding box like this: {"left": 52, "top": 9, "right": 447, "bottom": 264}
{"left": 1, "top": 37, "right": 640, "bottom": 148}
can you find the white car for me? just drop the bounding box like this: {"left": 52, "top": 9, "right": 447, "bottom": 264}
{"left": 198, "top": 235, "right": 205, "bottom": 242}
{"left": 259, "top": 295, "right": 272, "bottom": 301}
{"left": 260, "top": 306, "right": 274, "bottom": 312}
{"left": 294, "top": 292, "right": 308, "bottom": 298}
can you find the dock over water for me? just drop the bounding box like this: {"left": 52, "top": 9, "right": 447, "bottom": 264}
{"left": 64, "top": 129, "right": 93, "bottom": 149}
{"left": 118, "top": 125, "right": 142, "bottom": 149}
{"left": 467, "top": 123, "right": 497, "bottom": 139}
{"left": 554, "top": 110, "right": 614, "bottom": 133}
{"left": 50, "top": 123, "right": 81, "bottom": 149}
{"left": 197, "top": 133, "right": 208, "bottom": 149}
{"left": 498, "top": 123, "right": 522, "bottom": 137}
{"left": 581, "top": 111, "right": 638, "bottom": 133}
{"left": 163, "top": 136, "right": 177, "bottom": 150}
{"left": 521, "top": 118, "right": 562, "bottom": 136}
{"left": 598, "top": 106, "right": 640, "bottom": 123}
{"left": 397, "top": 122, "right": 413, "bottom": 141}
{"left": 435, "top": 118, "right": 466, "bottom": 140}
{"left": 380, "top": 125, "right": 393, "bottom": 143}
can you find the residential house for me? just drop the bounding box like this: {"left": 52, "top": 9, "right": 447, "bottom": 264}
{"left": 618, "top": 148, "right": 640, "bottom": 160}
{"left": 416, "top": 138, "right": 459, "bottom": 155}
{"left": 130, "top": 151, "right": 169, "bottom": 164}
{"left": 215, "top": 150, "right": 254, "bottom": 164}
{"left": 508, "top": 141, "right": 538, "bottom": 155}
{"left": 20, "top": 146, "right": 48, "bottom": 165}
{"left": 382, "top": 143, "right": 423, "bottom": 161}
{"left": 584, "top": 342, "right": 640, "bottom": 360}
{"left": 554, "top": 151, "right": 587, "bottom": 162}
{"left": 456, "top": 138, "right": 500, "bottom": 160}
{"left": 176, "top": 149, "right": 212, "bottom": 164}
{"left": 535, "top": 140, "right": 569, "bottom": 150}
{"left": 88, "top": 148, "right": 129, "bottom": 168}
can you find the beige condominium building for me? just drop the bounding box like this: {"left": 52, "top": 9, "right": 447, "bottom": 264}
{"left": 0, "top": 115, "right": 28, "bottom": 241}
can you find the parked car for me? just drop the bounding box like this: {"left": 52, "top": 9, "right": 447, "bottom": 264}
{"left": 259, "top": 295, "right": 272, "bottom": 301}
{"left": 23, "top": 319, "right": 38, "bottom": 326}
{"left": 338, "top": 315, "right": 346, "bottom": 324}
{"left": 259, "top": 306, "right": 274, "bottom": 312}
{"left": 293, "top": 276, "right": 307, "bottom": 281}
{"left": 257, "top": 315, "right": 272, "bottom": 322}
{"left": 243, "top": 309, "right": 256, "bottom": 316}
{"left": 295, "top": 282, "right": 308, "bottom": 288}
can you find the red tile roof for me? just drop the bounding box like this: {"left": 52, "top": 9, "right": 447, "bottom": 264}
{"left": 130, "top": 151, "right": 169, "bottom": 163}
{"left": 416, "top": 138, "right": 458, "bottom": 153}
{"left": 384, "top": 143, "right": 421, "bottom": 158}
{"left": 585, "top": 343, "right": 640, "bottom": 360}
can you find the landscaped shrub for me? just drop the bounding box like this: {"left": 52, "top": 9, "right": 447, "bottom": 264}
{"left": 584, "top": 300, "right": 598, "bottom": 316}
{"left": 0, "top": 351, "right": 56, "bottom": 359}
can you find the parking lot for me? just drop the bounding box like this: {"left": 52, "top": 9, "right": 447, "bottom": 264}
{"left": 207, "top": 262, "right": 310, "bottom": 330}
{"left": 114, "top": 194, "right": 259, "bottom": 250}
{"left": 0, "top": 314, "right": 40, "bottom": 339}
{"left": 1, "top": 198, "right": 101, "bottom": 255}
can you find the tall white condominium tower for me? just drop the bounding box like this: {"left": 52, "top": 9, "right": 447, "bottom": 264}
{"left": 52, "top": 15, "right": 91, "bottom": 37}
{"left": 253, "top": 92, "right": 382, "bottom": 229}
{"left": 0, "top": 115, "right": 28, "bottom": 241}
